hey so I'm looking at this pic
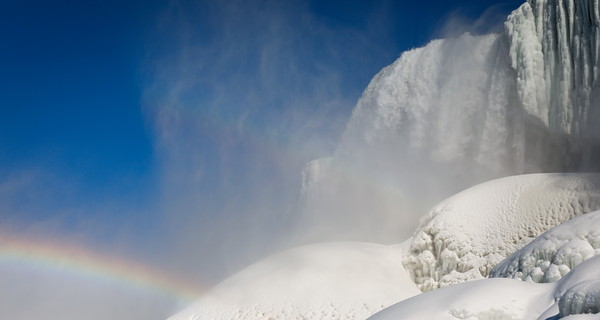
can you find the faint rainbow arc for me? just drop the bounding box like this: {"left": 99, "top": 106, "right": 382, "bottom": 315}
{"left": 0, "top": 233, "right": 203, "bottom": 303}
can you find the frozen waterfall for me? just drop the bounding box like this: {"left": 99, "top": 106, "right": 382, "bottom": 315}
{"left": 297, "top": 0, "right": 600, "bottom": 243}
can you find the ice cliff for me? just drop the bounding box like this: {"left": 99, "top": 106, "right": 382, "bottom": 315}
{"left": 299, "top": 0, "right": 600, "bottom": 243}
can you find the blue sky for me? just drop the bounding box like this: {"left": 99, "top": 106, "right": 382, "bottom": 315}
{"left": 1, "top": 0, "right": 524, "bottom": 285}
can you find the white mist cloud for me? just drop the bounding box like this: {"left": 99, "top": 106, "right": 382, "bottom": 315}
{"left": 143, "top": 0, "right": 407, "bottom": 283}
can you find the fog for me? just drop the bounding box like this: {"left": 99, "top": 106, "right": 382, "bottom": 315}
{"left": 143, "top": 0, "right": 413, "bottom": 284}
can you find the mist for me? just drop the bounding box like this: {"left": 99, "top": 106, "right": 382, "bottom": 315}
{"left": 143, "top": 0, "right": 413, "bottom": 283}
{"left": 142, "top": 0, "right": 532, "bottom": 286}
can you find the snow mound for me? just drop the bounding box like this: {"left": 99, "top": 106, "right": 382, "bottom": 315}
{"left": 491, "top": 211, "right": 600, "bottom": 282}
{"left": 403, "top": 173, "right": 600, "bottom": 291}
{"left": 168, "top": 242, "right": 419, "bottom": 320}
{"left": 368, "top": 278, "right": 553, "bottom": 319}
{"left": 371, "top": 255, "right": 600, "bottom": 320}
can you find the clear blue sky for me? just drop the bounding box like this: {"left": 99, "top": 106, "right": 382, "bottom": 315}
{"left": 0, "top": 0, "right": 524, "bottom": 277}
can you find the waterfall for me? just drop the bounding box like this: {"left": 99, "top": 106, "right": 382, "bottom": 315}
{"left": 298, "top": 0, "right": 600, "bottom": 243}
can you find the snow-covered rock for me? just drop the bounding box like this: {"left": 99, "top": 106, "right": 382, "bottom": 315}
{"left": 371, "top": 255, "right": 600, "bottom": 320}
{"left": 403, "top": 173, "right": 600, "bottom": 291}
{"left": 491, "top": 211, "right": 600, "bottom": 282}
{"left": 168, "top": 242, "right": 419, "bottom": 320}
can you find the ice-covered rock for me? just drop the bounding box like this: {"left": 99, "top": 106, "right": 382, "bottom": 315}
{"left": 491, "top": 211, "right": 600, "bottom": 282}
{"left": 168, "top": 242, "right": 419, "bottom": 320}
{"left": 403, "top": 173, "right": 600, "bottom": 291}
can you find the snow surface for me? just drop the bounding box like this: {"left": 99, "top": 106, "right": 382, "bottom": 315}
{"left": 168, "top": 242, "right": 419, "bottom": 320}
{"left": 491, "top": 211, "right": 600, "bottom": 283}
{"left": 371, "top": 255, "right": 600, "bottom": 320}
{"left": 404, "top": 173, "right": 600, "bottom": 291}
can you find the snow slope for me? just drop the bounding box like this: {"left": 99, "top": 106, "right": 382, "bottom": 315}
{"left": 404, "top": 173, "right": 600, "bottom": 291}
{"left": 371, "top": 255, "right": 600, "bottom": 320}
{"left": 168, "top": 242, "right": 419, "bottom": 320}
{"left": 491, "top": 210, "right": 600, "bottom": 283}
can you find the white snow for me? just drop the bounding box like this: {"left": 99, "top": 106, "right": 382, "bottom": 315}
{"left": 491, "top": 210, "right": 600, "bottom": 282}
{"left": 168, "top": 242, "right": 419, "bottom": 320}
{"left": 371, "top": 255, "right": 600, "bottom": 320}
{"left": 404, "top": 173, "right": 600, "bottom": 291}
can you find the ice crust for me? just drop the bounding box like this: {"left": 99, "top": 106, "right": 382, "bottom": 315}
{"left": 491, "top": 211, "right": 600, "bottom": 282}
{"left": 168, "top": 242, "right": 419, "bottom": 320}
{"left": 404, "top": 173, "right": 600, "bottom": 291}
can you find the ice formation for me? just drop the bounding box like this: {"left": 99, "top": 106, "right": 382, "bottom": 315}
{"left": 168, "top": 242, "right": 419, "bottom": 320}
{"left": 371, "top": 255, "right": 600, "bottom": 320}
{"left": 299, "top": 0, "right": 600, "bottom": 243}
{"left": 404, "top": 173, "right": 600, "bottom": 291}
{"left": 491, "top": 210, "right": 600, "bottom": 282}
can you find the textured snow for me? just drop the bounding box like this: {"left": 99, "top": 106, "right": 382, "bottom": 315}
{"left": 168, "top": 242, "right": 419, "bottom": 320}
{"left": 372, "top": 255, "right": 600, "bottom": 320}
{"left": 491, "top": 211, "right": 600, "bottom": 282}
{"left": 404, "top": 173, "right": 600, "bottom": 291}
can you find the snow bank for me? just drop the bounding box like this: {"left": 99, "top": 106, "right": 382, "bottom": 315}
{"left": 372, "top": 255, "right": 600, "bottom": 320}
{"left": 404, "top": 173, "right": 600, "bottom": 291}
{"left": 168, "top": 242, "right": 419, "bottom": 320}
{"left": 368, "top": 277, "right": 554, "bottom": 319}
{"left": 491, "top": 211, "right": 600, "bottom": 282}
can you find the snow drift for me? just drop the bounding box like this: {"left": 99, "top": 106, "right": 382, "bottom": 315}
{"left": 370, "top": 255, "right": 600, "bottom": 320}
{"left": 168, "top": 243, "right": 419, "bottom": 320}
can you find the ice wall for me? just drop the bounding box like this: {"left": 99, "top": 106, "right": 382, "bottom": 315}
{"left": 298, "top": 0, "right": 600, "bottom": 244}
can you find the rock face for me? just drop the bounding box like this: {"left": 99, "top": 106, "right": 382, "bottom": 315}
{"left": 298, "top": 0, "right": 600, "bottom": 244}
{"left": 403, "top": 174, "right": 600, "bottom": 291}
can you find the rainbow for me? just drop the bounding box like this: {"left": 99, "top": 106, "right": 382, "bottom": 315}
{"left": 0, "top": 232, "right": 203, "bottom": 303}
